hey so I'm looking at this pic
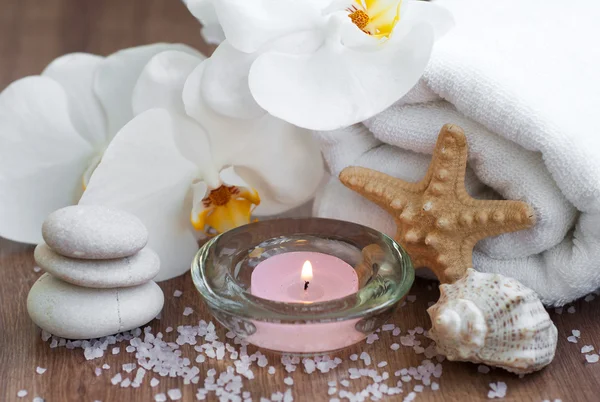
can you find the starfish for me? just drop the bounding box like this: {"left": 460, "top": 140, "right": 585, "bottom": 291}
{"left": 339, "top": 124, "right": 535, "bottom": 283}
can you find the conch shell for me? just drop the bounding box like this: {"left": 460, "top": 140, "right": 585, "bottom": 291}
{"left": 427, "top": 269, "right": 558, "bottom": 374}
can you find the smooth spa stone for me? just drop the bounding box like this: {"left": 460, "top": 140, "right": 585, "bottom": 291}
{"left": 27, "top": 274, "right": 164, "bottom": 339}
{"left": 42, "top": 205, "right": 148, "bottom": 259}
{"left": 34, "top": 243, "right": 160, "bottom": 288}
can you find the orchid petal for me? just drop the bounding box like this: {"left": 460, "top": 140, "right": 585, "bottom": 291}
{"left": 42, "top": 53, "right": 107, "bottom": 147}
{"left": 94, "top": 43, "right": 203, "bottom": 138}
{"left": 248, "top": 19, "right": 434, "bottom": 130}
{"left": 186, "top": 0, "right": 226, "bottom": 45}
{"left": 201, "top": 41, "right": 265, "bottom": 119}
{"left": 230, "top": 124, "right": 325, "bottom": 216}
{"left": 80, "top": 109, "right": 199, "bottom": 281}
{"left": 212, "top": 0, "right": 327, "bottom": 53}
{"left": 133, "top": 50, "right": 205, "bottom": 117}
{"left": 219, "top": 166, "right": 261, "bottom": 205}
{"left": 0, "top": 77, "right": 95, "bottom": 244}
{"left": 399, "top": 1, "right": 454, "bottom": 41}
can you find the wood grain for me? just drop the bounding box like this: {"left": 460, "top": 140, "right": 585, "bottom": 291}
{"left": 1, "top": 0, "right": 600, "bottom": 401}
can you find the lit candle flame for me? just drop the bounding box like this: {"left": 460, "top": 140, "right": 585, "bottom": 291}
{"left": 301, "top": 260, "right": 313, "bottom": 282}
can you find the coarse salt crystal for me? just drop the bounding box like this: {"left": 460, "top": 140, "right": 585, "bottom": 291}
{"left": 36, "top": 366, "right": 47, "bottom": 374}
{"left": 378, "top": 361, "right": 388, "bottom": 368}
{"left": 154, "top": 393, "right": 167, "bottom": 402}
{"left": 151, "top": 378, "right": 160, "bottom": 387}
{"left": 126, "top": 345, "right": 135, "bottom": 353}
{"left": 284, "top": 377, "right": 294, "bottom": 385}
{"left": 94, "top": 367, "right": 102, "bottom": 376}
{"left": 567, "top": 306, "right": 576, "bottom": 314}
{"left": 567, "top": 336, "right": 578, "bottom": 343}
{"left": 585, "top": 294, "right": 595, "bottom": 302}
{"left": 350, "top": 354, "right": 358, "bottom": 361}
{"left": 581, "top": 345, "right": 595, "bottom": 353}
{"left": 111, "top": 373, "right": 122, "bottom": 385}
{"left": 366, "top": 333, "right": 379, "bottom": 344}
{"left": 432, "top": 382, "right": 439, "bottom": 391}
{"left": 328, "top": 387, "right": 337, "bottom": 395}
{"left": 120, "top": 378, "right": 131, "bottom": 388}
{"left": 478, "top": 365, "right": 490, "bottom": 374}
{"left": 360, "top": 352, "right": 371, "bottom": 365}
{"left": 585, "top": 354, "right": 600, "bottom": 363}
{"left": 173, "top": 290, "right": 183, "bottom": 297}
{"left": 407, "top": 295, "right": 417, "bottom": 302}
{"left": 268, "top": 366, "right": 276, "bottom": 375}
{"left": 122, "top": 363, "right": 136, "bottom": 373}
{"left": 390, "top": 343, "right": 400, "bottom": 351}
{"left": 183, "top": 307, "right": 193, "bottom": 316}
{"left": 166, "top": 327, "right": 173, "bottom": 333}
{"left": 392, "top": 328, "right": 401, "bottom": 336}
{"left": 33, "top": 266, "right": 41, "bottom": 273}
{"left": 488, "top": 382, "right": 507, "bottom": 399}
{"left": 112, "top": 347, "right": 120, "bottom": 355}
{"left": 414, "top": 385, "right": 424, "bottom": 392}
{"left": 33, "top": 398, "right": 44, "bottom": 402}
{"left": 382, "top": 324, "right": 395, "bottom": 331}
{"left": 17, "top": 390, "right": 27, "bottom": 397}
{"left": 341, "top": 380, "right": 350, "bottom": 387}
{"left": 167, "top": 389, "right": 182, "bottom": 400}
{"left": 555, "top": 307, "right": 563, "bottom": 314}
{"left": 572, "top": 330, "right": 581, "bottom": 337}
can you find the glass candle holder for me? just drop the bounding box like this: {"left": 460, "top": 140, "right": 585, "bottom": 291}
{"left": 191, "top": 218, "right": 414, "bottom": 355}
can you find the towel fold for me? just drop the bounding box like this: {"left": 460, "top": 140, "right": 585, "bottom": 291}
{"left": 313, "top": 0, "right": 600, "bottom": 306}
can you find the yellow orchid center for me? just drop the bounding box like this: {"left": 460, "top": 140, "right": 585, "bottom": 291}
{"left": 191, "top": 179, "right": 261, "bottom": 235}
{"left": 347, "top": 0, "right": 403, "bottom": 38}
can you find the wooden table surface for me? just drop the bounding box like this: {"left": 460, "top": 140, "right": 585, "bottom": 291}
{"left": 1, "top": 0, "right": 599, "bottom": 401}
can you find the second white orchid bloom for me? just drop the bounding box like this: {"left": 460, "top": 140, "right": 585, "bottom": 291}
{"left": 197, "top": 0, "right": 454, "bottom": 131}
{"left": 80, "top": 50, "right": 324, "bottom": 281}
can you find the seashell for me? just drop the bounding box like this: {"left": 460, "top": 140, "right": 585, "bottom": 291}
{"left": 427, "top": 268, "right": 558, "bottom": 374}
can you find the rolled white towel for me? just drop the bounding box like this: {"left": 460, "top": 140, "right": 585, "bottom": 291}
{"left": 313, "top": 0, "right": 600, "bottom": 306}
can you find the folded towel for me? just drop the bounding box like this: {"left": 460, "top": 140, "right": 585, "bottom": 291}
{"left": 313, "top": 0, "right": 600, "bottom": 306}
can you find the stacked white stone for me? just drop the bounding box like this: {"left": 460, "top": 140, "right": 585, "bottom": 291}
{"left": 27, "top": 205, "right": 164, "bottom": 340}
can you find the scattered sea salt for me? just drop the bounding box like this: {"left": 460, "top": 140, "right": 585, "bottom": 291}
{"left": 36, "top": 366, "right": 47, "bottom": 374}
{"left": 555, "top": 307, "right": 563, "bottom": 314}
{"left": 155, "top": 393, "right": 167, "bottom": 402}
{"left": 167, "top": 389, "right": 182, "bottom": 400}
{"left": 567, "top": 336, "right": 578, "bottom": 343}
{"left": 382, "top": 324, "right": 395, "bottom": 331}
{"left": 581, "top": 345, "right": 594, "bottom": 353}
{"left": 33, "top": 397, "right": 44, "bottom": 402}
{"left": 166, "top": 327, "right": 173, "bottom": 333}
{"left": 432, "top": 382, "right": 439, "bottom": 391}
{"left": 585, "top": 294, "right": 595, "bottom": 302}
{"left": 488, "top": 382, "right": 507, "bottom": 399}
{"left": 567, "top": 306, "right": 576, "bottom": 314}
{"left": 94, "top": 367, "right": 102, "bottom": 376}
{"left": 151, "top": 378, "right": 160, "bottom": 387}
{"left": 126, "top": 345, "right": 135, "bottom": 353}
{"left": 173, "top": 290, "right": 183, "bottom": 297}
{"left": 284, "top": 377, "right": 294, "bottom": 385}
{"left": 112, "top": 347, "right": 120, "bottom": 355}
{"left": 360, "top": 352, "right": 372, "bottom": 366}
{"left": 366, "top": 333, "right": 379, "bottom": 344}
{"left": 349, "top": 354, "right": 358, "bottom": 361}
{"left": 414, "top": 385, "right": 424, "bottom": 392}
{"left": 378, "top": 361, "right": 388, "bottom": 368}
{"left": 268, "top": 366, "right": 276, "bottom": 375}
{"left": 392, "top": 328, "right": 401, "bottom": 336}
{"left": 407, "top": 295, "right": 417, "bottom": 303}
{"left": 585, "top": 354, "right": 599, "bottom": 363}
{"left": 33, "top": 266, "right": 41, "bottom": 273}
{"left": 183, "top": 307, "right": 193, "bottom": 316}
{"left": 390, "top": 343, "right": 400, "bottom": 351}
{"left": 120, "top": 378, "right": 131, "bottom": 388}
{"left": 572, "top": 329, "right": 581, "bottom": 337}
{"left": 111, "top": 373, "right": 122, "bottom": 385}
{"left": 478, "top": 365, "right": 490, "bottom": 374}
{"left": 17, "top": 390, "right": 28, "bottom": 398}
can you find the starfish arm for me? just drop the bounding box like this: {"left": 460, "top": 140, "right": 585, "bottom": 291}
{"left": 339, "top": 166, "right": 422, "bottom": 213}
{"left": 456, "top": 199, "right": 536, "bottom": 239}
{"left": 424, "top": 124, "right": 472, "bottom": 201}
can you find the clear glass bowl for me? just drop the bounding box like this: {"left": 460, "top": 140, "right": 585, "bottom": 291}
{"left": 191, "top": 218, "right": 414, "bottom": 355}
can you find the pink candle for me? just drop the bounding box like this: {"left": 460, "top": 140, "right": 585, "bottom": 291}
{"left": 250, "top": 252, "right": 359, "bottom": 302}
{"left": 248, "top": 251, "right": 363, "bottom": 354}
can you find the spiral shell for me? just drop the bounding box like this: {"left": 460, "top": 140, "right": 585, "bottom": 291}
{"left": 427, "top": 269, "right": 558, "bottom": 374}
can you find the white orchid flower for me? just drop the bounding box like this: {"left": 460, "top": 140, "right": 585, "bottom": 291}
{"left": 0, "top": 43, "right": 201, "bottom": 244}
{"left": 80, "top": 50, "right": 324, "bottom": 281}
{"left": 196, "top": 0, "right": 453, "bottom": 130}
{"left": 185, "top": 0, "right": 226, "bottom": 45}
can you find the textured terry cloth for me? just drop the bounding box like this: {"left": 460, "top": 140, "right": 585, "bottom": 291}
{"left": 313, "top": 0, "right": 600, "bottom": 306}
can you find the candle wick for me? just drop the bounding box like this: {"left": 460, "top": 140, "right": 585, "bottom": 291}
{"left": 304, "top": 281, "right": 310, "bottom": 291}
